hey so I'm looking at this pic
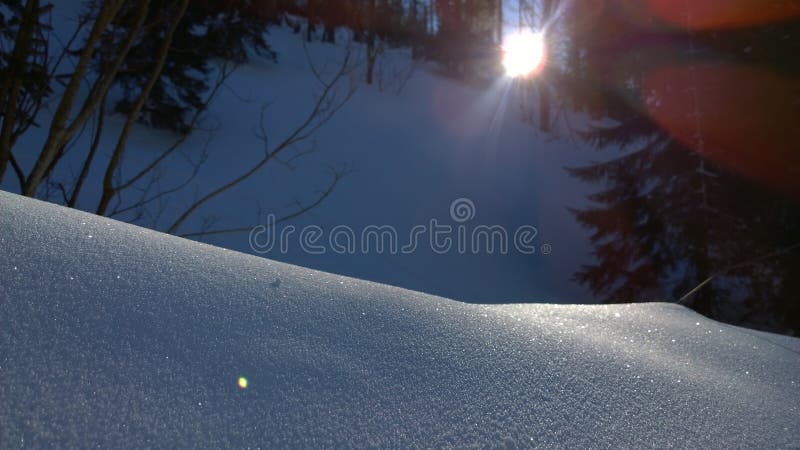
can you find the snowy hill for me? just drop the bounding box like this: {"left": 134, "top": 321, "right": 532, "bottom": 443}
{"left": 1, "top": 190, "right": 798, "bottom": 447}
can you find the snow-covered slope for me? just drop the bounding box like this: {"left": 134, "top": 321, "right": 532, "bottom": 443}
{"left": 1, "top": 190, "right": 798, "bottom": 447}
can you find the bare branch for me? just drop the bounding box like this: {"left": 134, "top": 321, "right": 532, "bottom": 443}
{"left": 165, "top": 48, "right": 356, "bottom": 235}
{"left": 68, "top": 93, "right": 106, "bottom": 207}
{"left": 113, "top": 60, "right": 236, "bottom": 193}
{"left": 108, "top": 138, "right": 210, "bottom": 220}
{"left": 678, "top": 241, "right": 800, "bottom": 305}
{"left": 179, "top": 166, "right": 349, "bottom": 239}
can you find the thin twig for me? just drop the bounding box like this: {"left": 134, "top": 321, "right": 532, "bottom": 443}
{"left": 166, "top": 48, "right": 355, "bottom": 234}
{"left": 179, "top": 167, "right": 347, "bottom": 239}
{"left": 678, "top": 241, "right": 800, "bottom": 305}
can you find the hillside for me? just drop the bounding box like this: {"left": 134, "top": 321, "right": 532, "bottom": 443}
{"left": 1, "top": 190, "right": 798, "bottom": 447}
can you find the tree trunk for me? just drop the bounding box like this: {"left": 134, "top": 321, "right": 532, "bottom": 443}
{"left": 366, "top": 36, "right": 377, "bottom": 85}
{"left": 306, "top": 0, "right": 315, "bottom": 42}
{"left": 365, "top": 0, "right": 377, "bottom": 84}
{"left": 21, "top": 0, "right": 124, "bottom": 196}
{"left": 97, "top": 0, "right": 190, "bottom": 216}
{"left": 497, "top": 0, "right": 503, "bottom": 44}
{"left": 323, "top": 24, "right": 335, "bottom": 43}
{"left": 23, "top": 0, "right": 144, "bottom": 197}
{"left": 0, "top": 0, "right": 39, "bottom": 183}
{"left": 538, "top": 0, "right": 554, "bottom": 132}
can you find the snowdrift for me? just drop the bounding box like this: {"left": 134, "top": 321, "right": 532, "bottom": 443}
{"left": 1, "top": 190, "right": 798, "bottom": 447}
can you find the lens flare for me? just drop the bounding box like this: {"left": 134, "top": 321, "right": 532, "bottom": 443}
{"left": 238, "top": 377, "right": 248, "bottom": 389}
{"left": 502, "top": 31, "right": 546, "bottom": 78}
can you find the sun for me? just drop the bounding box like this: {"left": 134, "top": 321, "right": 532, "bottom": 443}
{"left": 502, "top": 31, "right": 546, "bottom": 78}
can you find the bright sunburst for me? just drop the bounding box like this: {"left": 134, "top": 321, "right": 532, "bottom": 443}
{"left": 502, "top": 31, "right": 546, "bottom": 78}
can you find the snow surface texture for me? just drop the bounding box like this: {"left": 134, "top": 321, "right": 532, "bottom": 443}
{"left": 1, "top": 190, "right": 799, "bottom": 448}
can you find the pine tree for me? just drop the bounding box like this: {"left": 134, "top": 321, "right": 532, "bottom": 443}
{"left": 107, "top": 0, "right": 276, "bottom": 133}
{"left": 562, "top": 4, "right": 800, "bottom": 333}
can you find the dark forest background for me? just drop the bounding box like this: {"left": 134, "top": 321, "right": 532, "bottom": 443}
{"left": 2, "top": 0, "right": 799, "bottom": 334}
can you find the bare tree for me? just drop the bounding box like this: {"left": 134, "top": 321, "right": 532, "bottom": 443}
{"left": 95, "top": 0, "right": 190, "bottom": 216}
{"left": 167, "top": 49, "right": 357, "bottom": 235}
{"left": 95, "top": 61, "right": 235, "bottom": 220}
{"left": 23, "top": 0, "right": 142, "bottom": 196}
{"left": 3, "top": 1, "right": 356, "bottom": 240}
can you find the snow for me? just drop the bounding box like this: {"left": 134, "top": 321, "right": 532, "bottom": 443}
{"left": 1, "top": 190, "right": 798, "bottom": 447}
